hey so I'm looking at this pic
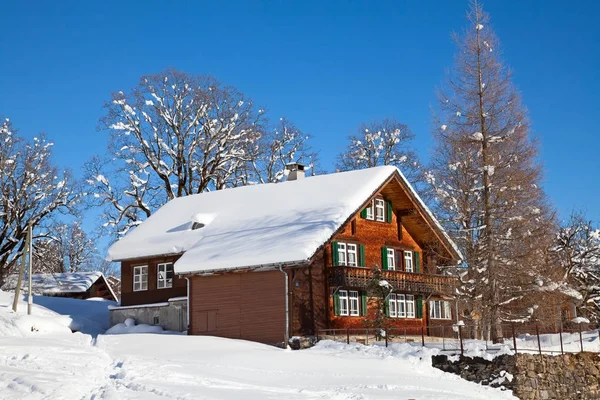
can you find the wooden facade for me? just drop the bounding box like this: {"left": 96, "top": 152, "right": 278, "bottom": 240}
{"left": 120, "top": 254, "right": 186, "bottom": 306}
{"left": 118, "top": 171, "right": 459, "bottom": 344}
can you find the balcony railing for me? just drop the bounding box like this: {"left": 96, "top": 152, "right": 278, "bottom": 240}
{"left": 328, "top": 266, "right": 456, "bottom": 296}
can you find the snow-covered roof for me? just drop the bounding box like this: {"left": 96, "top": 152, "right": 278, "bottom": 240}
{"left": 108, "top": 166, "right": 460, "bottom": 274}
{"left": 2, "top": 272, "right": 116, "bottom": 300}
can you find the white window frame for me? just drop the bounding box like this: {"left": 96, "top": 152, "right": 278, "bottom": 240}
{"left": 349, "top": 290, "right": 360, "bottom": 316}
{"left": 365, "top": 200, "right": 374, "bottom": 220}
{"left": 397, "top": 294, "right": 406, "bottom": 318}
{"left": 133, "top": 265, "right": 148, "bottom": 292}
{"left": 404, "top": 251, "right": 414, "bottom": 273}
{"left": 339, "top": 290, "right": 349, "bottom": 316}
{"left": 157, "top": 262, "right": 174, "bottom": 289}
{"left": 337, "top": 242, "right": 347, "bottom": 266}
{"left": 387, "top": 248, "right": 395, "bottom": 270}
{"left": 389, "top": 293, "right": 397, "bottom": 317}
{"left": 347, "top": 243, "right": 358, "bottom": 267}
{"left": 430, "top": 300, "right": 452, "bottom": 320}
{"left": 375, "top": 199, "right": 385, "bottom": 222}
{"left": 406, "top": 294, "right": 415, "bottom": 318}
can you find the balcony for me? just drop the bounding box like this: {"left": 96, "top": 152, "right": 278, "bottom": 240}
{"left": 328, "top": 266, "right": 456, "bottom": 296}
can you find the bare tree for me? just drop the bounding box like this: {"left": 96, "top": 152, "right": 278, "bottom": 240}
{"left": 335, "top": 118, "right": 422, "bottom": 185}
{"left": 0, "top": 118, "right": 77, "bottom": 285}
{"left": 553, "top": 211, "right": 600, "bottom": 323}
{"left": 33, "top": 221, "right": 97, "bottom": 273}
{"left": 428, "top": 2, "right": 556, "bottom": 340}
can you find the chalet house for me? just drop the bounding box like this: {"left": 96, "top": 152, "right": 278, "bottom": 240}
{"left": 2, "top": 271, "right": 118, "bottom": 302}
{"left": 107, "top": 165, "right": 461, "bottom": 343}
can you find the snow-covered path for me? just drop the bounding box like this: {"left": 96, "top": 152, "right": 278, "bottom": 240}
{"left": 0, "top": 333, "right": 515, "bottom": 400}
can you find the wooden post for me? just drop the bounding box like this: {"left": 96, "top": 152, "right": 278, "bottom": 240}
{"left": 511, "top": 324, "right": 518, "bottom": 354}
{"left": 536, "top": 324, "right": 542, "bottom": 356}
{"left": 421, "top": 326, "right": 425, "bottom": 347}
{"left": 559, "top": 321, "right": 564, "bottom": 355}
{"left": 385, "top": 328, "right": 388, "bottom": 347}
{"left": 579, "top": 324, "right": 584, "bottom": 353}
{"left": 366, "top": 328, "right": 369, "bottom": 345}
{"left": 442, "top": 325, "right": 445, "bottom": 351}
{"left": 346, "top": 328, "right": 350, "bottom": 345}
{"left": 458, "top": 325, "right": 464, "bottom": 356}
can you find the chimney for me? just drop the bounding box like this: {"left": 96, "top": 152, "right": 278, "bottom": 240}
{"left": 285, "top": 163, "right": 305, "bottom": 181}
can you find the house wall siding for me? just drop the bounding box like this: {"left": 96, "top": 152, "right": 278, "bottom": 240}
{"left": 120, "top": 255, "right": 186, "bottom": 306}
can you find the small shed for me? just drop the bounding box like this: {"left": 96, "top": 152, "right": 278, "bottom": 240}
{"left": 2, "top": 271, "right": 118, "bottom": 302}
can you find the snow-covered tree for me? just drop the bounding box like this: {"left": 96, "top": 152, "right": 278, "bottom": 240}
{"left": 235, "top": 118, "right": 317, "bottom": 185}
{"left": 86, "top": 69, "right": 315, "bottom": 236}
{"left": 0, "top": 118, "right": 77, "bottom": 285}
{"left": 33, "top": 221, "right": 97, "bottom": 273}
{"left": 335, "top": 118, "right": 422, "bottom": 185}
{"left": 428, "top": 2, "right": 556, "bottom": 340}
{"left": 553, "top": 211, "right": 600, "bottom": 323}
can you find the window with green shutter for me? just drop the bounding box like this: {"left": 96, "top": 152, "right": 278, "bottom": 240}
{"left": 386, "top": 200, "right": 393, "bottom": 223}
{"left": 414, "top": 251, "right": 420, "bottom": 273}
{"left": 359, "top": 244, "right": 365, "bottom": 267}
{"left": 333, "top": 291, "right": 340, "bottom": 316}
{"left": 416, "top": 296, "right": 423, "bottom": 318}
{"left": 361, "top": 292, "right": 368, "bottom": 316}
{"left": 384, "top": 296, "right": 390, "bottom": 316}
{"left": 332, "top": 242, "right": 339, "bottom": 266}
{"left": 381, "top": 247, "right": 388, "bottom": 270}
{"left": 360, "top": 208, "right": 367, "bottom": 218}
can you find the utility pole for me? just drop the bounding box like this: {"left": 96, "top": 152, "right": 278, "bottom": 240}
{"left": 11, "top": 226, "right": 29, "bottom": 313}
{"left": 27, "top": 224, "right": 33, "bottom": 315}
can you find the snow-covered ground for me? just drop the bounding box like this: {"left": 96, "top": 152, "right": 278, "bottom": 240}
{"left": 0, "top": 290, "right": 514, "bottom": 399}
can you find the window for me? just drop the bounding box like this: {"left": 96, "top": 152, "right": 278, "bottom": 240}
{"left": 347, "top": 244, "right": 358, "bottom": 267}
{"left": 339, "top": 290, "right": 349, "bottom": 316}
{"left": 349, "top": 291, "right": 360, "bottom": 316}
{"left": 387, "top": 248, "right": 395, "bottom": 270}
{"left": 157, "top": 262, "right": 174, "bottom": 289}
{"left": 397, "top": 294, "right": 406, "bottom": 318}
{"left": 133, "top": 266, "right": 148, "bottom": 291}
{"left": 406, "top": 295, "right": 415, "bottom": 318}
{"left": 365, "top": 202, "right": 374, "bottom": 220}
{"left": 389, "top": 293, "right": 397, "bottom": 317}
{"left": 430, "top": 300, "right": 452, "bottom": 320}
{"left": 337, "top": 242, "right": 347, "bottom": 266}
{"left": 404, "top": 251, "right": 414, "bottom": 272}
{"left": 375, "top": 199, "right": 385, "bottom": 222}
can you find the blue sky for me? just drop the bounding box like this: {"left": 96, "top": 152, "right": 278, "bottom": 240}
{"left": 1, "top": 0, "right": 599, "bottom": 226}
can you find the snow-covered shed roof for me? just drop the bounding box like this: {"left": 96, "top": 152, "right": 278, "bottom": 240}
{"left": 108, "top": 166, "right": 461, "bottom": 274}
{"left": 2, "top": 271, "right": 117, "bottom": 301}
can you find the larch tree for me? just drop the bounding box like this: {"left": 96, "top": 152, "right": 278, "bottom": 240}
{"left": 335, "top": 118, "right": 423, "bottom": 186}
{"left": 428, "top": 1, "right": 556, "bottom": 340}
{"left": 0, "top": 118, "right": 77, "bottom": 285}
{"left": 86, "top": 68, "right": 314, "bottom": 237}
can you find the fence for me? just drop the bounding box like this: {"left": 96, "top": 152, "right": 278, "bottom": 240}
{"left": 317, "top": 323, "right": 599, "bottom": 356}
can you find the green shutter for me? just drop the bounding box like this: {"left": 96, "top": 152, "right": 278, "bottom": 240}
{"left": 386, "top": 200, "right": 393, "bottom": 223}
{"left": 361, "top": 292, "right": 368, "bottom": 316}
{"left": 381, "top": 247, "right": 388, "bottom": 270}
{"left": 332, "top": 242, "right": 339, "bottom": 266}
{"left": 414, "top": 251, "right": 420, "bottom": 273}
{"left": 416, "top": 296, "right": 423, "bottom": 319}
{"left": 334, "top": 291, "right": 340, "bottom": 316}
{"left": 359, "top": 244, "right": 365, "bottom": 267}
{"left": 360, "top": 208, "right": 367, "bottom": 218}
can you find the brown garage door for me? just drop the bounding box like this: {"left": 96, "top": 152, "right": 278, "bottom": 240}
{"left": 189, "top": 270, "right": 286, "bottom": 344}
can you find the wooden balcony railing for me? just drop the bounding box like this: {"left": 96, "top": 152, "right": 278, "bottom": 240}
{"left": 328, "top": 266, "right": 456, "bottom": 296}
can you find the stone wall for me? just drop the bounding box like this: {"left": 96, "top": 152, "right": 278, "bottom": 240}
{"left": 433, "top": 352, "right": 600, "bottom": 399}
{"left": 109, "top": 298, "right": 187, "bottom": 332}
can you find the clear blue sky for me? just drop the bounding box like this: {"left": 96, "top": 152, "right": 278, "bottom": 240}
{"left": 1, "top": 0, "right": 598, "bottom": 225}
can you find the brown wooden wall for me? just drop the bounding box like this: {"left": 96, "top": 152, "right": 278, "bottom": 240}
{"left": 290, "top": 250, "right": 328, "bottom": 336}
{"left": 189, "top": 270, "right": 286, "bottom": 344}
{"left": 120, "top": 254, "right": 186, "bottom": 306}
{"left": 88, "top": 278, "right": 118, "bottom": 301}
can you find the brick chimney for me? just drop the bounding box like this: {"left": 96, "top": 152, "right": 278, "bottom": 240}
{"left": 285, "top": 163, "right": 305, "bottom": 181}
